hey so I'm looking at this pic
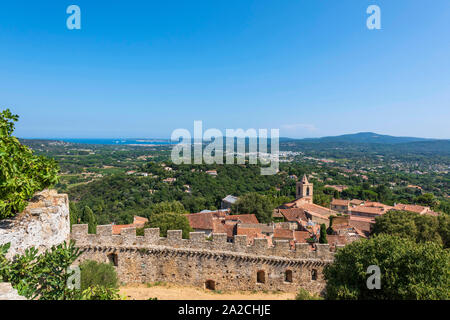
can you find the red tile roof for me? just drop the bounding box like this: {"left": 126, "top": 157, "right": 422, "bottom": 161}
{"left": 273, "top": 228, "right": 294, "bottom": 239}
{"left": 331, "top": 199, "right": 350, "bottom": 206}
{"left": 293, "top": 231, "right": 310, "bottom": 243}
{"left": 225, "top": 214, "right": 259, "bottom": 224}
{"left": 112, "top": 224, "right": 134, "bottom": 235}
{"left": 350, "top": 206, "right": 385, "bottom": 216}
{"left": 393, "top": 204, "right": 429, "bottom": 214}
{"left": 277, "top": 208, "right": 307, "bottom": 222}
{"left": 187, "top": 212, "right": 214, "bottom": 230}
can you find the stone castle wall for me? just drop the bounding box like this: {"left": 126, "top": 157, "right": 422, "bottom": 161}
{"left": 71, "top": 224, "right": 339, "bottom": 294}
{"left": 0, "top": 189, "right": 70, "bottom": 259}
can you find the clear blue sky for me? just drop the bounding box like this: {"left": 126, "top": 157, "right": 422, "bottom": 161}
{"left": 1, "top": 0, "right": 449, "bottom": 139}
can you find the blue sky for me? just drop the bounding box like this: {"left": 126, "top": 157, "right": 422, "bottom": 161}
{"left": 1, "top": 0, "right": 449, "bottom": 139}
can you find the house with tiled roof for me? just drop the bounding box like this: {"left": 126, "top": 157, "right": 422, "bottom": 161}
{"left": 224, "top": 214, "right": 259, "bottom": 224}
{"left": 111, "top": 216, "right": 149, "bottom": 235}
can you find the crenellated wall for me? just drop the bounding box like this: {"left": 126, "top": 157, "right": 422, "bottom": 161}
{"left": 71, "top": 224, "right": 340, "bottom": 294}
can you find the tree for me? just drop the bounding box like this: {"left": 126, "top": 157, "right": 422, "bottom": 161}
{"left": 0, "top": 109, "right": 59, "bottom": 219}
{"left": 232, "top": 192, "right": 274, "bottom": 223}
{"left": 146, "top": 212, "right": 193, "bottom": 239}
{"left": 324, "top": 234, "right": 450, "bottom": 300}
{"left": 319, "top": 224, "right": 328, "bottom": 244}
{"left": 0, "top": 241, "right": 121, "bottom": 300}
{"left": 81, "top": 205, "right": 97, "bottom": 234}
{"left": 149, "top": 201, "right": 187, "bottom": 215}
{"left": 372, "top": 210, "right": 447, "bottom": 248}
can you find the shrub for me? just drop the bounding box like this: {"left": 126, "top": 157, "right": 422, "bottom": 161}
{"left": 146, "top": 212, "right": 193, "bottom": 239}
{"left": 79, "top": 260, "right": 119, "bottom": 290}
{"left": 0, "top": 241, "right": 81, "bottom": 300}
{"left": 295, "top": 288, "right": 322, "bottom": 300}
{"left": 0, "top": 242, "right": 122, "bottom": 300}
{"left": 0, "top": 109, "right": 59, "bottom": 219}
{"left": 324, "top": 234, "right": 450, "bottom": 300}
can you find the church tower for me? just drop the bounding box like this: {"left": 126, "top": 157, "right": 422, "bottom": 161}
{"left": 296, "top": 174, "right": 313, "bottom": 203}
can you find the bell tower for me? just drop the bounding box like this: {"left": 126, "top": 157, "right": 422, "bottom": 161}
{"left": 296, "top": 174, "right": 313, "bottom": 203}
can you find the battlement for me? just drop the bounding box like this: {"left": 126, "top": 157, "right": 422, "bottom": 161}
{"left": 71, "top": 224, "right": 337, "bottom": 262}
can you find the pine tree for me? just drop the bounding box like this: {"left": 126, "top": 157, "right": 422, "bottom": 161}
{"left": 319, "top": 223, "right": 328, "bottom": 244}
{"left": 81, "top": 206, "right": 97, "bottom": 234}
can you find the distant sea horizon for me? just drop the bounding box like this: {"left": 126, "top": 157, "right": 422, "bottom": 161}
{"left": 21, "top": 138, "right": 177, "bottom": 145}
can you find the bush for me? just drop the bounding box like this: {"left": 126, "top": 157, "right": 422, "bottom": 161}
{"left": 0, "top": 109, "right": 59, "bottom": 219}
{"left": 372, "top": 210, "right": 449, "bottom": 248}
{"left": 324, "top": 234, "right": 450, "bottom": 300}
{"left": 0, "top": 242, "right": 122, "bottom": 300}
{"left": 295, "top": 287, "right": 323, "bottom": 300}
{"left": 80, "top": 260, "right": 119, "bottom": 290}
{"left": 0, "top": 241, "right": 81, "bottom": 300}
{"left": 146, "top": 212, "right": 193, "bottom": 239}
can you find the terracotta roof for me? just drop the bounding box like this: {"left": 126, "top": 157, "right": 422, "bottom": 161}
{"left": 272, "top": 210, "right": 284, "bottom": 218}
{"left": 212, "top": 219, "right": 227, "bottom": 233}
{"left": 331, "top": 199, "right": 350, "bottom": 206}
{"left": 273, "top": 228, "right": 294, "bottom": 239}
{"left": 350, "top": 206, "right": 385, "bottom": 215}
{"left": 112, "top": 224, "right": 134, "bottom": 235}
{"left": 293, "top": 231, "right": 310, "bottom": 243}
{"left": 327, "top": 235, "right": 347, "bottom": 246}
{"left": 238, "top": 223, "right": 274, "bottom": 233}
{"left": 133, "top": 216, "right": 148, "bottom": 227}
{"left": 225, "top": 214, "right": 259, "bottom": 224}
{"left": 350, "top": 199, "right": 364, "bottom": 205}
{"left": 301, "top": 203, "right": 335, "bottom": 218}
{"left": 236, "top": 226, "right": 267, "bottom": 244}
{"left": 187, "top": 212, "right": 214, "bottom": 230}
{"left": 278, "top": 208, "right": 307, "bottom": 222}
{"left": 393, "top": 204, "right": 429, "bottom": 214}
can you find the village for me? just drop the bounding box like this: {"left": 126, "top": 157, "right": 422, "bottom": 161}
{"left": 110, "top": 174, "right": 441, "bottom": 249}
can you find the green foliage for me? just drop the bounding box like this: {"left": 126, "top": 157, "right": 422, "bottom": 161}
{"left": 372, "top": 210, "right": 449, "bottom": 248}
{"left": 79, "top": 260, "right": 119, "bottom": 290}
{"left": 69, "top": 285, "right": 122, "bottom": 300}
{"left": 324, "top": 234, "right": 450, "bottom": 300}
{"left": 319, "top": 223, "right": 328, "bottom": 244}
{"left": 150, "top": 201, "right": 187, "bottom": 214}
{"left": 0, "top": 241, "right": 81, "bottom": 300}
{"left": 80, "top": 205, "right": 97, "bottom": 234}
{"left": 0, "top": 241, "right": 122, "bottom": 300}
{"left": 232, "top": 192, "right": 274, "bottom": 223}
{"left": 0, "top": 109, "right": 59, "bottom": 219}
{"left": 295, "top": 287, "right": 323, "bottom": 300}
{"left": 146, "top": 212, "right": 193, "bottom": 239}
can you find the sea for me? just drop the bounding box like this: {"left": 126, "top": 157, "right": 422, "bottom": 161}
{"left": 57, "top": 138, "right": 177, "bottom": 145}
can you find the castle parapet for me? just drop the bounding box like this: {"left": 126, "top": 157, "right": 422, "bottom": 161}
{"left": 70, "top": 224, "right": 335, "bottom": 261}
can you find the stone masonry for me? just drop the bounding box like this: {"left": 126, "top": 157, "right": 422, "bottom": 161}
{"left": 0, "top": 189, "right": 70, "bottom": 259}
{"left": 72, "top": 224, "right": 341, "bottom": 294}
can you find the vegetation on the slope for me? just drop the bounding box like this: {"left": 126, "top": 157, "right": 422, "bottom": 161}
{"left": 324, "top": 234, "right": 450, "bottom": 300}
{"left": 0, "top": 109, "right": 59, "bottom": 219}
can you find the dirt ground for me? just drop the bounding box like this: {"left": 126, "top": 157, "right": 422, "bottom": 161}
{"left": 120, "top": 283, "right": 296, "bottom": 300}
